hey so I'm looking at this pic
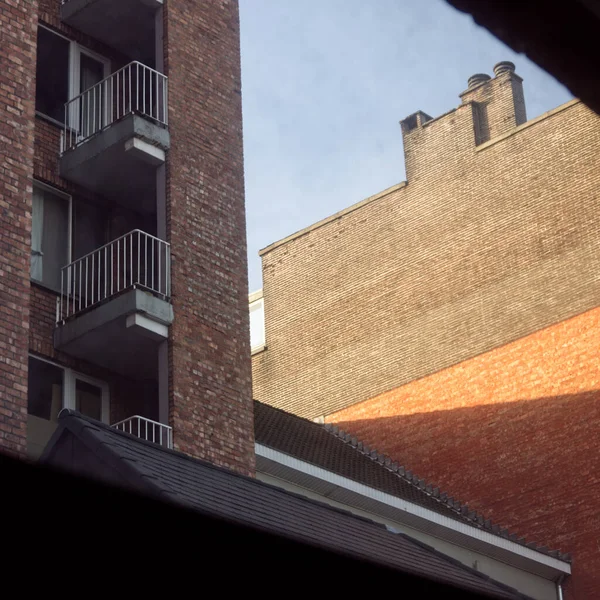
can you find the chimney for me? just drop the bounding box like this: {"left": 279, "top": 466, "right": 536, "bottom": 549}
{"left": 467, "top": 73, "right": 491, "bottom": 89}
{"left": 400, "top": 110, "right": 433, "bottom": 135}
{"left": 460, "top": 61, "right": 527, "bottom": 144}
{"left": 399, "top": 110, "right": 433, "bottom": 181}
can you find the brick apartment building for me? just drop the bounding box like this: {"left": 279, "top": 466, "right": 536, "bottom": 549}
{"left": 0, "top": 0, "right": 593, "bottom": 596}
{"left": 252, "top": 64, "right": 600, "bottom": 598}
{"left": 0, "top": 0, "right": 255, "bottom": 474}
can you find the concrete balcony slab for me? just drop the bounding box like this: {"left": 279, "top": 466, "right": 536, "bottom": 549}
{"left": 60, "top": 114, "right": 169, "bottom": 214}
{"left": 61, "top": 0, "right": 162, "bottom": 63}
{"left": 55, "top": 288, "right": 173, "bottom": 378}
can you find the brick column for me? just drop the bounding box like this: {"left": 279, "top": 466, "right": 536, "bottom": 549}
{"left": 0, "top": 0, "right": 38, "bottom": 457}
{"left": 163, "top": 0, "right": 255, "bottom": 475}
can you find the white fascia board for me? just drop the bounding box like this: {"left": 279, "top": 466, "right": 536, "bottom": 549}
{"left": 124, "top": 137, "right": 165, "bottom": 165}
{"left": 255, "top": 443, "right": 571, "bottom": 577}
{"left": 126, "top": 313, "right": 169, "bottom": 340}
{"left": 249, "top": 289, "right": 263, "bottom": 303}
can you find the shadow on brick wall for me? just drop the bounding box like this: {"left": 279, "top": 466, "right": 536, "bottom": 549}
{"left": 332, "top": 390, "right": 600, "bottom": 599}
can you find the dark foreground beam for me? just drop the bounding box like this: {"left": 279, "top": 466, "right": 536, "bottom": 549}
{"left": 2, "top": 453, "right": 488, "bottom": 597}
{"left": 446, "top": 0, "right": 600, "bottom": 115}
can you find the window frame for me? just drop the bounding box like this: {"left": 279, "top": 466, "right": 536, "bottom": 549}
{"left": 31, "top": 180, "right": 73, "bottom": 293}
{"left": 68, "top": 37, "right": 111, "bottom": 100}
{"left": 36, "top": 24, "right": 111, "bottom": 126}
{"left": 249, "top": 292, "right": 266, "bottom": 353}
{"left": 28, "top": 354, "right": 110, "bottom": 424}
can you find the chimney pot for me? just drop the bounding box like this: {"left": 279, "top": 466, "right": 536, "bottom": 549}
{"left": 493, "top": 61, "right": 516, "bottom": 77}
{"left": 467, "top": 73, "right": 491, "bottom": 89}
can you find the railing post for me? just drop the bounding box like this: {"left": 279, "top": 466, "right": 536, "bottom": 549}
{"left": 67, "top": 265, "right": 71, "bottom": 317}
{"left": 130, "top": 231, "right": 133, "bottom": 287}
{"left": 128, "top": 63, "right": 132, "bottom": 115}
{"left": 78, "top": 260, "right": 82, "bottom": 312}
{"left": 166, "top": 244, "right": 171, "bottom": 298}
{"left": 158, "top": 238, "right": 161, "bottom": 294}
{"left": 59, "top": 269, "right": 63, "bottom": 322}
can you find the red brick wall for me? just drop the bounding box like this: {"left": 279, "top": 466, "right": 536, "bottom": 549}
{"left": 163, "top": 0, "right": 255, "bottom": 475}
{"left": 0, "top": 0, "right": 39, "bottom": 457}
{"left": 328, "top": 307, "right": 600, "bottom": 599}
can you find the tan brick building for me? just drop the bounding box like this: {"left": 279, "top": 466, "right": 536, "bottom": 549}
{"left": 252, "top": 63, "right": 600, "bottom": 598}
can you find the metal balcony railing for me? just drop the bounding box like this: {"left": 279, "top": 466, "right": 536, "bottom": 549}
{"left": 112, "top": 415, "right": 173, "bottom": 449}
{"left": 57, "top": 229, "right": 171, "bottom": 323}
{"left": 62, "top": 61, "right": 168, "bottom": 152}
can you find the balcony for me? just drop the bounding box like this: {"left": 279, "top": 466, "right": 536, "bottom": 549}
{"left": 112, "top": 415, "right": 172, "bottom": 449}
{"left": 54, "top": 230, "right": 173, "bottom": 377}
{"left": 60, "top": 62, "right": 169, "bottom": 214}
{"left": 61, "top": 0, "right": 161, "bottom": 63}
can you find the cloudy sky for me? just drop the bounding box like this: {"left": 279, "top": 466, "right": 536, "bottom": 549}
{"left": 239, "top": 0, "right": 572, "bottom": 292}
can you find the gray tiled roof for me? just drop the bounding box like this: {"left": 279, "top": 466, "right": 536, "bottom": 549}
{"left": 254, "top": 401, "right": 571, "bottom": 563}
{"left": 44, "top": 411, "right": 531, "bottom": 600}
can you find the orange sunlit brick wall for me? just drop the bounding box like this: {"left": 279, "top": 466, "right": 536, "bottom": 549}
{"left": 327, "top": 307, "right": 600, "bottom": 599}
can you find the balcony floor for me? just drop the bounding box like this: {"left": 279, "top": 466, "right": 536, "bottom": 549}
{"left": 55, "top": 289, "right": 173, "bottom": 379}
{"left": 60, "top": 114, "right": 169, "bottom": 214}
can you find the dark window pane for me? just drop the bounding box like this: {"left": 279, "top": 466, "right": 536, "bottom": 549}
{"left": 36, "top": 27, "right": 70, "bottom": 123}
{"left": 76, "top": 379, "right": 103, "bottom": 421}
{"left": 73, "top": 201, "right": 106, "bottom": 260}
{"left": 28, "top": 358, "right": 63, "bottom": 421}
{"left": 31, "top": 185, "right": 70, "bottom": 290}
{"left": 80, "top": 53, "right": 104, "bottom": 93}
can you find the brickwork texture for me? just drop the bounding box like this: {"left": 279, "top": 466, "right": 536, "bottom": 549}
{"left": 253, "top": 68, "right": 600, "bottom": 598}
{"left": 1, "top": 0, "right": 255, "bottom": 473}
{"left": 24, "top": 0, "right": 146, "bottom": 436}
{"left": 0, "top": 0, "right": 39, "bottom": 457}
{"left": 328, "top": 307, "right": 600, "bottom": 599}
{"left": 164, "top": 0, "right": 255, "bottom": 475}
{"left": 253, "top": 72, "right": 600, "bottom": 421}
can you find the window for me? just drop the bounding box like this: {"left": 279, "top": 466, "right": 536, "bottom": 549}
{"left": 75, "top": 379, "right": 104, "bottom": 422}
{"left": 28, "top": 358, "right": 64, "bottom": 423}
{"left": 35, "top": 25, "right": 109, "bottom": 124}
{"left": 249, "top": 292, "right": 266, "bottom": 351}
{"left": 73, "top": 200, "right": 107, "bottom": 261}
{"left": 36, "top": 26, "right": 70, "bottom": 123}
{"left": 27, "top": 356, "right": 109, "bottom": 459}
{"left": 31, "top": 183, "right": 71, "bottom": 291}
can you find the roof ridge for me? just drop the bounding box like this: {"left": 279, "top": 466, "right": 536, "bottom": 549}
{"left": 57, "top": 410, "right": 265, "bottom": 485}
{"left": 47, "top": 411, "right": 533, "bottom": 598}
{"left": 61, "top": 411, "right": 418, "bottom": 532}
{"left": 323, "top": 423, "right": 571, "bottom": 563}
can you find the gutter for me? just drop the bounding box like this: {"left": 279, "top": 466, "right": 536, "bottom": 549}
{"left": 256, "top": 443, "right": 571, "bottom": 580}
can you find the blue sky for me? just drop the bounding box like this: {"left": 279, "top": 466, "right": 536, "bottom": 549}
{"left": 239, "top": 0, "right": 572, "bottom": 293}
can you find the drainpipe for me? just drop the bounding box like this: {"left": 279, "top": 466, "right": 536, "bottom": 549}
{"left": 556, "top": 575, "right": 565, "bottom": 600}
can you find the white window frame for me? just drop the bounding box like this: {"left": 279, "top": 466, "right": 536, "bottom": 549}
{"left": 249, "top": 290, "right": 266, "bottom": 353}
{"left": 68, "top": 42, "right": 111, "bottom": 101}
{"left": 32, "top": 180, "right": 73, "bottom": 290}
{"left": 29, "top": 354, "right": 110, "bottom": 424}
{"left": 37, "top": 24, "right": 111, "bottom": 125}
{"left": 64, "top": 370, "right": 110, "bottom": 423}
{"left": 68, "top": 42, "right": 111, "bottom": 142}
